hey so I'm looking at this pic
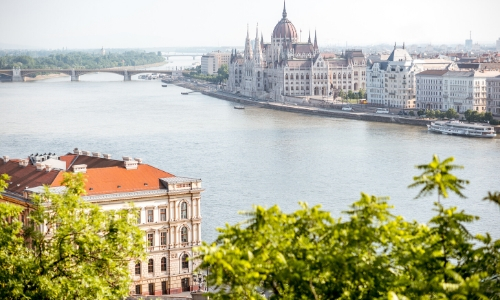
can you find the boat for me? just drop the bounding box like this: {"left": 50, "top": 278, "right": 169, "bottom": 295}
{"left": 181, "top": 92, "right": 189, "bottom": 95}
{"left": 427, "top": 120, "right": 497, "bottom": 138}
{"left": 234, "top": 105, "right": 245, "bottom": 109}
{"left": 162, "top": 84, "right": 167, "bottom": 87}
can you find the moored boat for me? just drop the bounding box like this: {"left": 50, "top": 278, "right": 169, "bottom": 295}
{"left": 162, "top": 84, "right": 167, "bottom": 87}
{"left": 181, "top": 92, "right": 189, "bottom": 95}
{"left": 234, "top": 105, "right": 245, "bottom": 109}
{"left": 427, "top": 120, "right": 496, "bottom": 138}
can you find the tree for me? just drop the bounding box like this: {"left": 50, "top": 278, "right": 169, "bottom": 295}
{"left": 358, "top": 88, "right": 366, "bottom": 99}
{"left": 408, "top": 110, "right": 415, "bottom": 116}
{"left": 195, "top": 156, "right": 499, "bottom": 300}
{"left": 445, "top": 108, "right": 459, "bottom": 119}
{"left": 217, "top": 64, "right": 229, "bottom": 83}
{"left": 0, "top": 173, "right": 145, "bottom": 299}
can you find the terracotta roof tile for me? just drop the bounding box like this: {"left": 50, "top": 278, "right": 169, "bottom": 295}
{"left": 0, "top": 160, "right": 61, "bottom": 195}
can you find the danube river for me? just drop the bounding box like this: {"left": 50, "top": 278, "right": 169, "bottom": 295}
{"left": 1, "top": 62, "right": 499, "bottom": 241}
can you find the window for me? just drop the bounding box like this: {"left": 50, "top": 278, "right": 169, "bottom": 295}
{"left": 306, "top": 74, "right": 309, "bottom": 79}
{"left": 148, "top": 259, "right": 154, "bottom": 273}
{"left": 161, "top": 232, "right": 167, "bottom": 245}
{"left": 160, "top": 208, "right": 166, "bottom": 221}
{"left": 147, "top": 233, "right": 154, "bottom": 247}
{"left": 135, "top": 285, "right": 141, "bottom": 295}
{"left": 181, "top": 227, "right": 188, "bottom": 243}
{"left": 161, "top": 257, "right": 167, "bottom": 271}
{"left": 182, "top": 254, "right": 189, "bottom": 269}
{"left": 149, "top": 283, "right": 154, "bottom": 295}
{"left": 162, "top": 281, "right": 168, "bottom": 295}
{"left": 147, "top": 209, "right": 153, "bottom": 223}
{"left": 181, "top": 202, "right": 188, "bottom": 219}
{"left": 135, "top": 262, "right": 141, "bottom": 275}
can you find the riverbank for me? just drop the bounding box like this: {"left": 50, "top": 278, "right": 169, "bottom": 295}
{"left": 173, "top": 81, "right": 436, "bottom": 128}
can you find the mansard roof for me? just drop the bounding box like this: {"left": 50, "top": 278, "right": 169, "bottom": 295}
{"left": 387, "top": 48, "right": 412, "bottom": 62}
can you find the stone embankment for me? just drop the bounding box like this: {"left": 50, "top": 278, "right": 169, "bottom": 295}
{"left": 174, "top": 82, "right": 500, "bottom": 133}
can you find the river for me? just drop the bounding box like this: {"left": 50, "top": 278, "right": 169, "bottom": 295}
{"left": 1, "top": 59, "right": 499, "bottom": 242}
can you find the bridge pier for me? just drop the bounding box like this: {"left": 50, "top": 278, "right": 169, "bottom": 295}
{"left": 12, "top": 68, "right": 24, "bottom": 82}
{"left": 71, "top": 69, "right": 80, "bottom": 81}
{"left": 123, "top": 70, "right": 131, "bottom": 81}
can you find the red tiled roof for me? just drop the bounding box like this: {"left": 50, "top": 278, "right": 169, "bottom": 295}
{"left": 0, "top": 160, "right": 61, "bottom": 194}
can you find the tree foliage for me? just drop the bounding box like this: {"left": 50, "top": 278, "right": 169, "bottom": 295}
{"left": 0, "top": 173, "right": 145, "bottom": 299}
{"left": 0, "top": 51, "right": 164, "bottom": 70}
{"left": 196, "top": 156, "right": 500, "bottom": 300}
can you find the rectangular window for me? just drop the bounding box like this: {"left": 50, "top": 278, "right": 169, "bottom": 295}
{"left": 147, "top": 210, "right": 154, "bottom": 223}
{"left": 160, "top": 208, "right": 166, "bottom": 221}
{"left": 161, "top": 232, "right": 167, "bottom": 246}
{"left": 135, "top": 285, "right": 141, "bottom": 295}
{"left": 162, "top": 281, "right": 168, "bottom": 295}
{"left": 147, "top": 233, "right": 154, "bottom": 247}
{"left": 149, "top": 283, "right": 154, "bottom": 295}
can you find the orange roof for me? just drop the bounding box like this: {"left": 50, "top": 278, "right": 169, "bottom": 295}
{"left": 49, "top": 164, "right": 174, "bottom": 195}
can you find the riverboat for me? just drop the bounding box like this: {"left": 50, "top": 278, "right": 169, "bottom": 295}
{"left": 427, "top": 120, "right": 497, "bottom": 138}
{"left": 162, "top": 84, "right": 167, "bottom": 87}
{"left": 181, "top": 92, "right": 189, "bottom": 95}
{"left": 234, "top": 105, "right": 245, "bottom": 109}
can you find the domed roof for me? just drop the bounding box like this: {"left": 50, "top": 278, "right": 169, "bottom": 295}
{"left": 272, "top": 3, "right": 298, "bottom": 39}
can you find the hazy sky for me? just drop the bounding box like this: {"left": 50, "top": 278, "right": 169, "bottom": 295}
{"left": 1, "top": 0, "right": 498, "bottom": 49}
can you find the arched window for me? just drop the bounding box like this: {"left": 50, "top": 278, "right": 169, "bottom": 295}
{"left": 135, "top": 262, "right": 141, "bottom": 275}
{"left": 348, "top": 74, "right": 351, "bottom": 78}
{"left": 314, "top": 74, "right": 316, "bottom": 79}
{"left": 338, "top": 73, "right": 341, "bottom": 79}
{"left": 161, "top": 257, "right": 167, "bottom": 271}
{"left": 285, "top": 74, "right": 289, "bottom": 80}
{"left": 320, "top": 74, "right": 323, "bottom": 79}
{"left": 343, "top": 73, "right": 346, "bottom": 79}
{"left": 290, "top": 74, "right": 294, "bottom": 80}
{"left": 181, "top": 202, "right": 188, "bottom": 219}
{"left": 296, "top": 73, "right": 299, "bottom": 79}
{"left": 301, "top": 74, "right": 304, "bottom": 79}
{"left": 182, "top": 254, "right": 189, "bottom": 269}
{"left": 257, "top": 71, "right": 260, "bottom": 77}
{"left": 181, "top": 227, "right": 188, "bottom": 243}
{"left": 306, "top": 74, "right": 309, "bottom": 80}
{"left": 354, "top": 71, "right": 358, "bottom": 76}
{"left": 148, "top": 259, "right": 154, "bottom": 273}
{"left": 291, "top": 86, "right": 294, "bottom": 90}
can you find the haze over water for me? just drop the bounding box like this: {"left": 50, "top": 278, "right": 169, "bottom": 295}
{"left": 1, "top": 60, "right": 499, "bottom": 242}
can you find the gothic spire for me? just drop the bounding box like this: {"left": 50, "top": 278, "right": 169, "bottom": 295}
{"left": 282, "top": 0, "right": 287, "bottom": 19}
{"left": 244, "top": 24, "right": 253, "bottom": 60}
{"left": 254, "top": 24, "right": 263, "bottom": 64}
{"left": 313, "top": 30, "right": 318, "bottom": 50}
{"left": 308, "top": 31, "right": 311, "bottom": 44}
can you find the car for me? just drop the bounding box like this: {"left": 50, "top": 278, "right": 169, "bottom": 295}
{"left": 376, "top": 108, "right": 389, "bottom": 114}
{"left": 398, "top": 110, "right": 408, "bottom": 115}
{"left": 342, "top": 106, "right": 354, "bottom": 111}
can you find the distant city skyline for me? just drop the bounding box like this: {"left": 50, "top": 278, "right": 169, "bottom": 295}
{"left": 1, "top": 0, "right": 499, "bottom": 49}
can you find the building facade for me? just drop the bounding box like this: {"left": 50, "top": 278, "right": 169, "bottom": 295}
{"left": 416, "top": 70, "right": 500, "bottom": 112}
{"left": 367, "top": 45, "right": 455, "bottom": 109}
{"left": 487, "top": 75, "right": 500, "bottom": 115}
{"left": 0, "top": 150, "right": 203, "bottom": 297}
{"left": 227, "top": 3, "right": 365, "bottom": 102}
{"left": 201, "top": 51, "right": 231, "bottom": 75}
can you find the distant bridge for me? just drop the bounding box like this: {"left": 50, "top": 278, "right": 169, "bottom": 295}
{"left": 0, "top": 68, "right": 175, "bottom": 82}
{"left": 162, "top": 53, "right": 203, "bottom": 60}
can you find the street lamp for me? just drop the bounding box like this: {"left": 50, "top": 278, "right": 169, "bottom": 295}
{"left": 192, "top": 271, "right": 206, "bottom": 292}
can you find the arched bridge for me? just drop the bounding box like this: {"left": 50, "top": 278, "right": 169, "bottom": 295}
{"left": 0, "top": 68, "right": 174, "bottom": 82}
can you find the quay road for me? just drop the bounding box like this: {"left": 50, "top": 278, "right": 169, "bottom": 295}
{"left": 0, "top": 68, "right": 173, "bottom": 82}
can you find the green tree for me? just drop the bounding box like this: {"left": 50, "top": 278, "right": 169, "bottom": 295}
{"left": 0, "top": 173, "right": 145, "bottom": 299}
{"left": 217, "top": 64, "right": 229, "bottom": 83}
{"left": 445, "top": 108, "right": 459, "bottom": 119}
{"left": 408, "top": 110, "right": 415, "bottom": 116}
{"left": 195, "top": 155, "right": 499, "bottom": 300}
{"left": 358, "top": 88, "right": 366, "bottom": 99}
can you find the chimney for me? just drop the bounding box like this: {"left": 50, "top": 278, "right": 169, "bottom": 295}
{"left": 73, "top": 148, "right": 82, "bottom": 155}
{"left": 36, "top": 162, "right": 45, "bottom": 171}
{"left": 124, "top": 160, "right": 138, "bottom": 170}
{"left": 92, "top": 152, "right": 101, "bottom": 158}
{"left": 72, "top": 164, "right": 87, "bottom": 173}
{"left": 102, "top": 153, "right": 112, "bottom": 159}
{"left": 45, "top": 164, "right": 53, "bottom": 172}
{"left": 134, "top": 158, "right": 143, "bottom": 164}
{"left": 2, "top": 155, "right": 8, "bottom": 163}
{"left": 82, "top": 150, "right": 91, "bottom": 156}
{"left": 122, "top": 156, "right": 133, "bottom": 161}
{"left": 19, "top": 159, "right": 28, "bottom": 167}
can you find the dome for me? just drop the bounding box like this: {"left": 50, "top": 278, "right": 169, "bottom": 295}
{"left": 272, "top": 3, "right": 298, "bottom": 40}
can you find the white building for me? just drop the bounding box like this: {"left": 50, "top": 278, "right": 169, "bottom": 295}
{"left": 0, "top": 150, "right": 203, "bottom": 297}
{"left": 366, "top": 44, "right": 455, "bottom": 109}
{"left": 227, "top": 3, "right": 366, "bottom": 102}
{"left": 496, "top": 38, "right": 500, "bottom": 52}
{"left": 487, "top": 75, "right": 500, "bottom": 115}
{"left": 201, "top": 51, "right": 231, "bottom": 75}
{"left": 416, "top": 70, "right": 500, "bottom": 112}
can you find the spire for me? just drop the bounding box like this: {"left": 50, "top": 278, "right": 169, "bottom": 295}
{"left": 244, "top": 24, "right": 253, "bottom": 60}
{"left": 394, "top": 42, "right": 396, "bottom": 49}
{"left": 308, "top": 31, "right": 311, "bottom": 44}
{"left": 255, "top": 24, "right": 264, "bottom": 64}
{"left": 313, "top": 30, "right": 318, "bottom": 50}
{"left": 403, "top": 42, "right": 405, "bottom": 49}
{"left": 261, "top": 33, "right": 264, "bottom": 47}
{"left": 282, "top": 0, "right": 287, "bottom": 19}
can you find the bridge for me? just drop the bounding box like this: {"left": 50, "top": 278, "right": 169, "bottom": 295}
{"left": 0, "top": 68, "right": 175, "bottom": 82}
{"left": 162, "top": 53, "right": 203, "bottom": 60}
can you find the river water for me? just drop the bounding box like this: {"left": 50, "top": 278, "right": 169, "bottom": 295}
{"left": 1, "top": 59, "right": 499, "bottom": 242}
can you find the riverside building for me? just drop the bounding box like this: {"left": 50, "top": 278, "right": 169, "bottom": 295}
{"left": 227, "top": 2, "right": 366, "bottom": 102}
{"left": 416, "top": 70, "right": 500, "bottom": 112}
{"left": 366, "top": 44, "right": 455, "bottom": 109}
{"left": 0, "top": 150, "right": 203, "bottom": 297}
{"left": 201, "top": 51, "right": 231, "bottom": 75}
{"left": 487, "top": 75, "right": 500, "bottom": 115}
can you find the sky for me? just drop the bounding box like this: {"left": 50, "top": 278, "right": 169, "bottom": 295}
{"left": 0, "top": 0, "right": 499, "bottom": 49}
